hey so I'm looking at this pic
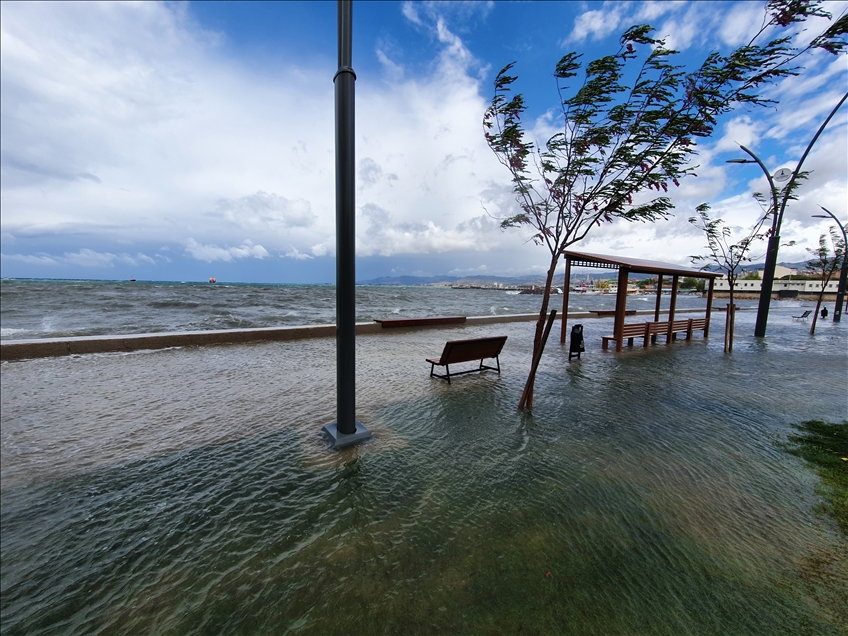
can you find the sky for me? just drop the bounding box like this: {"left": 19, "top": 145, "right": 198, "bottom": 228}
{"left": 1, "top": 0, "right": 846, "bottom": 284}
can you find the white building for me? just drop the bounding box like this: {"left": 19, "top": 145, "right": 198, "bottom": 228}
{"left": 713, "top": 276, "right": 839, "bottom": 293}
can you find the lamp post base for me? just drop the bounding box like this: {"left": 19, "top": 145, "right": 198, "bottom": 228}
{"left": 321, "top": 421, "right": 372, "bottom": 449}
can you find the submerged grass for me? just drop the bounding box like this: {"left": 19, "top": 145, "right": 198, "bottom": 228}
{"left": 784, "top": 420, "right": 848, "bottom": 537}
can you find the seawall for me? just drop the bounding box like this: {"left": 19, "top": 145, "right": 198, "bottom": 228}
{"left": 0, "top": 308, "right": 722, "bottom": 361}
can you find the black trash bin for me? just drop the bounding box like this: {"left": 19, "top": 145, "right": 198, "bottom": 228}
{"left": 821, "top": 307, "right": 829, "bottom": 320}
{"left": 569, "top": 324, "right": 585, "bottom": 361}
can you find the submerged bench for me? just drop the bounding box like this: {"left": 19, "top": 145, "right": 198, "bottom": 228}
{"left": 427, "top": 336, "right": 507, "bottom": 384}
{"left": 377, "top": 316, "right": 466, "bottom": 328}
{"left": 601, "top": 318, "right": 707, "bottom": 350}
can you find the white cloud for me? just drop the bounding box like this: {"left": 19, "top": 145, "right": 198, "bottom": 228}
{"left": 565, "top": 1, "right": 688, "bottom": 46}
{"left": 448, "top": 264, "right": 489, "bottom": 275}
{"left": 213, "top": 191, "right": 317, "bottom": 229}
{"left": 1, "top": 248, "right": 156, "bottom": 268}
{"left": 1, "top": 252, "right": 59, "bottom": 265}
{"left": 401, "top": 2, "right": 422, "bottom": 26}
{"left": 310, "top": 241, "right": 332, "bottom": 258}
{"left": 376, "top": 49, "right": 404, "bottom": 82}
{"left": 1, "top": 1, "right": 844, "bottom": 279}
{"left": 184, "top": 238, "right": 269, "bottom": 263}
{"left": 717, "top": 3, "right": 767, "bottom": 46}
{"left": 566, "top": 4, "right": 627, "bottom": 45}
{"left": 0, "top": 0, "right": 510, "bottom": 269}
{"left": 284, "top": 247, "right": 313, "bottom": 260}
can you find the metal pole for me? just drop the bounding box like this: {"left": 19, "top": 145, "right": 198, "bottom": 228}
{"left": 322, "top": 0, "right": 371, "bottom": 448}
{"left": 738, "top": 93, "right": 846, "bottom": 338}
{"left": 816, "top": 206, "right": 847, "bottom": 323}
{"left": 738, "top": 145, "right": 779, "bottom": 339}
{"left": 335, "top": 0, "right": 356, "bottom": 435}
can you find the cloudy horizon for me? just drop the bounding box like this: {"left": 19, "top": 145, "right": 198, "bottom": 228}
{"left": 2, "top": 1, "right": 846, "bottom": 284}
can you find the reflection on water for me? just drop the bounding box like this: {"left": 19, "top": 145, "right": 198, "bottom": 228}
{"left": 1, "top": 308, "right": 846, "bottom": 635}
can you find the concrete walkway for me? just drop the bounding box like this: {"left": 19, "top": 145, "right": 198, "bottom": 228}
{"left": 0, "top": 308, "right": 724, "bottom": 360}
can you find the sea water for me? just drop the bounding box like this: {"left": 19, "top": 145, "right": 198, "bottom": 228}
{"left": 1, "top": 278, "right": 740, "bottom": 340}
{"left": 2, "top": 283, "right": 846, "bottom": 635}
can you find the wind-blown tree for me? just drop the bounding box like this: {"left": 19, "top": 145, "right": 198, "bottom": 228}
{"left": 805, "top": 229, "right": 846, "bottom": 336}
{"left": 483, "top": 1, "right": 845, "bottom": 409}
{"left": 689, "top": 204, "right": 770, "bottom": 352}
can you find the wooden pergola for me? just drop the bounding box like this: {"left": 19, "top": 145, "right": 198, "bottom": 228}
{"left": 560, "top": 250, "right": 722, "bottom": 352}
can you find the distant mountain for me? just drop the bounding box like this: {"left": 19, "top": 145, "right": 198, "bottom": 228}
{"left": 357, "top": 275, "right": 459, "bottom": 286}
{"left": 357, "top": 261, "right": 811, "bottom": 287}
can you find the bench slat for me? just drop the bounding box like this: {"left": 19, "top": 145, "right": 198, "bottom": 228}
{"left": 602, "top": 318, "right": 709, "bottom": 350}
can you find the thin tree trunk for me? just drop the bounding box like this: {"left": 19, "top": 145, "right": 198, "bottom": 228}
{"left": 726, "top": 287, "right": 735, "bottom": 353}
{"left": 519, "top": 254, "right": 559, "bottom": 410}
{"left": 811, "top": 292, "right": 824, "bottom": 335}
{"left": 519, "top": 309, "right": 557, "bottom": 410}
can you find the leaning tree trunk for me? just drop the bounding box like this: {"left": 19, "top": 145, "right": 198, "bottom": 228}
{"left": 810, "top": 290, "right": 825, "bottom": 335}
{"left": 726, "top": 286, "right": 735, "bottom": 353}
{"left": 518, "top": 254, "right": 559, "bottom": 410}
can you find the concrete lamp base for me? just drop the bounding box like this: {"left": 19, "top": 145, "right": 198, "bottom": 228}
{"left": 321, "top": 421, "right": 372, "bottom": 450}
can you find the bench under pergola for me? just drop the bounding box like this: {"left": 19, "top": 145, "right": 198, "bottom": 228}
{"left": 560, "top": 250, "right": 722, "bottom": 352}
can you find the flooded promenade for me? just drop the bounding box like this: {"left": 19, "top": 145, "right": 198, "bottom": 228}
{"left": 1, "top": 307, "right": 846, "bottom": 635}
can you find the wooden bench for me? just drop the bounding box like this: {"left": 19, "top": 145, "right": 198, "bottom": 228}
{"left": 426, "top": 336, "right": 507, "bottom": 384}
{"left": 377, "top": 316, "right": 466, "bottom": 328}
{"left": 665, "top": 318, "right": 706, "bottom": 341}
{"left": 602, "top": 323, "right": 650, "bottom": 349}
{"left": 602, "top": 318, "right": 708, "bottom": 349}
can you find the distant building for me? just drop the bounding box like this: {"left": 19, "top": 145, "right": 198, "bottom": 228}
{"left": 773, "top": 265, "right": 797, "bottom": 278}
{"left": 713, "top": 276, "right": 838, "bottom": 294}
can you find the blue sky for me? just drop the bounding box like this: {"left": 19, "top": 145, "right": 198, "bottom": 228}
{"left": 1, "top": 1, "right": 846, "bottom": 283}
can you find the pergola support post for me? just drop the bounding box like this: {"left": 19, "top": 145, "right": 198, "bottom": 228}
{"left": 666, "top": 275, "right": 679, "bottom": 343}
{"left": 614, "top": 267, "right": 629, "bottom": 352}
{"left": 560, "top": 257, "right": 572, "bottom": 344}
{"left": 652, "top": 274, "right": 663, "bottom": 343}
{"left": 704, "top": 277, "right": 715, "bottom": 337}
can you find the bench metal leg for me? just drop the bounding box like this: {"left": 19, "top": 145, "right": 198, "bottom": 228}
{"left": 478, "top": 356, "right": 501, "bottom": 374}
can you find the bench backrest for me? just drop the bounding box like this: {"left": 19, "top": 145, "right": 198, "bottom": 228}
{"left": 439, "top": 336, "right": 507, "bottom": 365}
{"left": 619, "top": 323, "right": 648, "bottom": 336}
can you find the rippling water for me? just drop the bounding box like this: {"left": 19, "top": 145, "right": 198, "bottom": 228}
{"left": 1, "top": 278, "right": 740, "bottom": 340}
{"left": 2, "top": 308, "right": 846, "bottom": 635}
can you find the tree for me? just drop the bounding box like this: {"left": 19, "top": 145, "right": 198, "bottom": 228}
{"left": 483, "top": 1, "right": 844, "bottom": 409}
{"left": 805, "top": 229, "right": 846, "bottom": 335}
{"left": 689, "top": 204, "right": 770, "bottom": 352}
{"left": 681, "top": 277, "right": 706, "bottom": 292}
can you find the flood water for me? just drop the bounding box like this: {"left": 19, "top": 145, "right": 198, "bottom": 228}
{"left": 1, "top": 307, "right": 846, "bottom": 635}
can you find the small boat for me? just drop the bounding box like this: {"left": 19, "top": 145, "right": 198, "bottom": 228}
{"left": 209, "top": 277, "right": 216, "bottom": 283}
{"left": 129, "top": 277, "right": 136, "bottom": 282}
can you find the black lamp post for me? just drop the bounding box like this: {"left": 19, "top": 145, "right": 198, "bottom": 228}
{"left": 725, "top": 149, "right": 787, "bottom": 338}
{"left": 321, "top": 0, "right": 372, "bottom": 449}
{"left": 812, "top": 206, "right": 847, "bottom": 323}
{"left": 725, "top": 91, "right": 847, "bottom": 338}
